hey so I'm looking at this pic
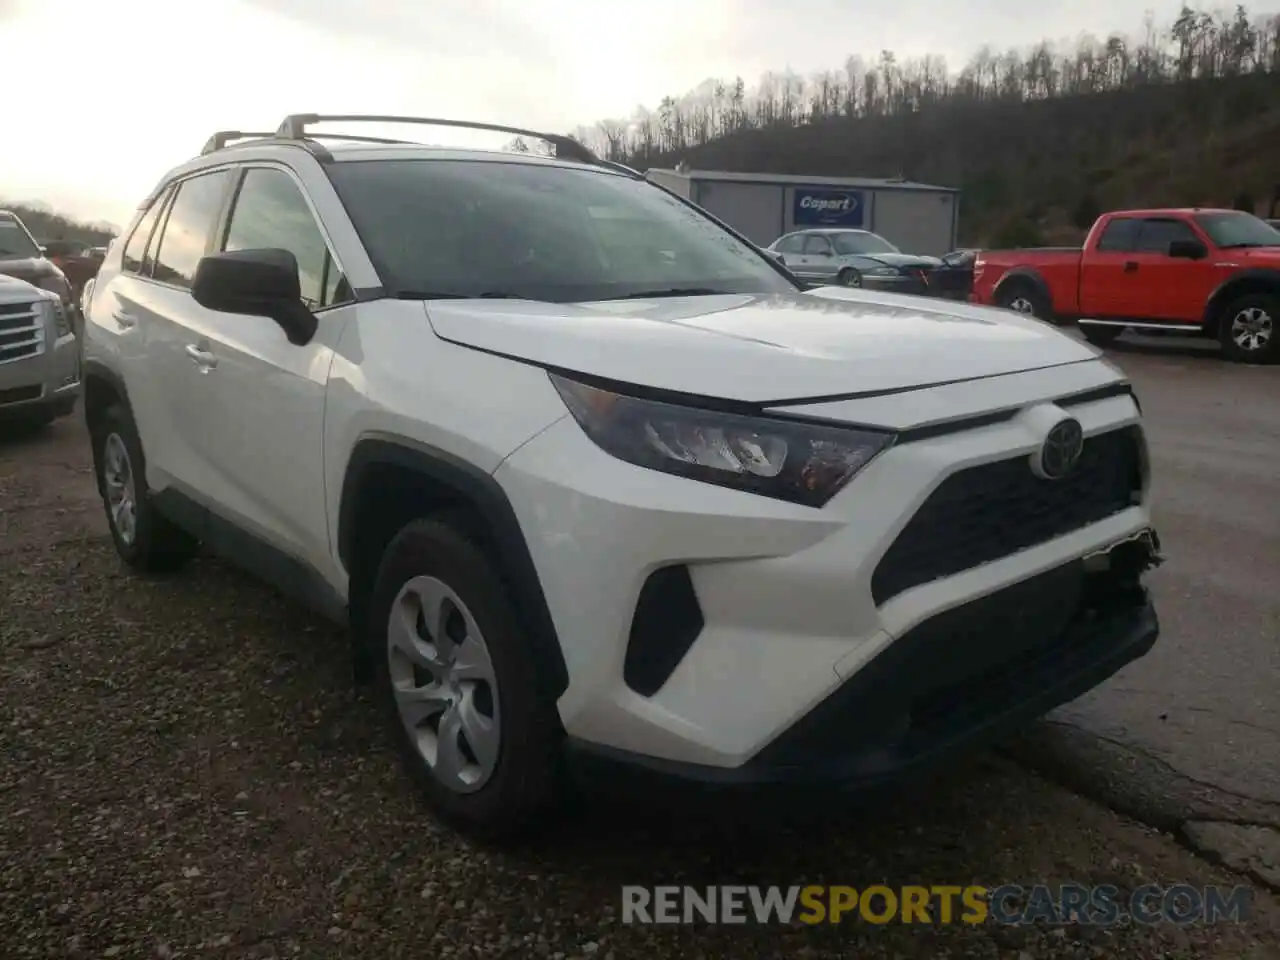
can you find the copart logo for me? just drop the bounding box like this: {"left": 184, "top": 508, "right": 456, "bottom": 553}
{"left": 799, "top": 195, "right": 855, "bottom": 213}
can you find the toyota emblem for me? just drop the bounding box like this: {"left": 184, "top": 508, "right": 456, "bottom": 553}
{"left": 1031, "top": 417, "right": 1085, "bottom": 480}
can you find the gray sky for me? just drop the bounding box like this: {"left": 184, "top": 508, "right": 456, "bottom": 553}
{"left": 5, "top": 0, "right": 1173, "bottom": 227}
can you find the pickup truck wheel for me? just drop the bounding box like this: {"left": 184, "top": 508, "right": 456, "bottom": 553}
{"left": 92, "top": 405, "right": 199, "bottom": 572}
{"left": 837, "top": 268, "right": 863, "bottom": 288}
{"left": 1219, "top": 294, "right": 1277, "bottom": 364}
{"left": 369, "top": 518, "right": 561, "bottom": 842}
{"left": 1080, "top": 325, "right": 1124, "bottom": 346}
{"left": 996, "top": 285, "right": 1056, "bottom": 323}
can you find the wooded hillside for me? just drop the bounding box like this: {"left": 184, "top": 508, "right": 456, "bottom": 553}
{"left": 571, "top": 4, "right": 1280, "bottom": 246}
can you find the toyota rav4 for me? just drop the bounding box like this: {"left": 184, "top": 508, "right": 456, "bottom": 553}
{"left": 81, "top": 114, "right": 1162, "bottom": 840}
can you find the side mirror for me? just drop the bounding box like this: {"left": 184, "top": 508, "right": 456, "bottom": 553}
{"left": 768, "top": 250, "right": 786, "bottom": 265}
{"left": 1167, "top": 238, "right": 1207, "bottom": 260}
{"left": 191, "top": 248, "right": 317, "bottom": 346}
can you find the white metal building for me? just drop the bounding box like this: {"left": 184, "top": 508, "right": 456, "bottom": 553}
{"left": 645, "top": 168, "right": 960, "bottom": 257}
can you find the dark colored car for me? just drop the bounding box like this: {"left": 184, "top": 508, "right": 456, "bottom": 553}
{"left": 929, "top": 248, "right": 979, "bottom": 301}
{"left": 0, "top": 211, "right": 75, "bottom": 311}
{"left": 38, "top": 238, "right": 103, "bottom": 300}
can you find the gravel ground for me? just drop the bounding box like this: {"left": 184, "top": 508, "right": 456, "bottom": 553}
{"left": 2, "top": 417, "right": 1279, "bottom": 960}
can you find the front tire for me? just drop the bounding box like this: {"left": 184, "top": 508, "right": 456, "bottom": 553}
{"left": 92, "top": 405, "right": 199, "bottom": 572}
{"left": 1218, "top": 293, "right": 1278, "bottom": 364}
{"left": 368, "top": 518, "right": 562, "bottom": 841}
{"left": 837, "top": 268, "right": 862, "bottom": 288}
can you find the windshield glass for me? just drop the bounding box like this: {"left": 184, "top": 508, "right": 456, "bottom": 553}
{"left": 0, "top": 217, "right": 42, "bottom": 259}
{"left": 831, "top": 231, "right": 899, "bottom": 256}
{"left": 1194, "top": 212, "right": 1280, "bottom": 248}
{"left": 327, "top": 159, "right": 799, "bottom": 301}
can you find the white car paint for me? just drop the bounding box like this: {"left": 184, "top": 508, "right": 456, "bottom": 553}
{"left": 82, "top": 134, "right": 1157, "bottom": 809}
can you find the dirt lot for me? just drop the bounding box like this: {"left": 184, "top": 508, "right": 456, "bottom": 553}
{"left": 2, "top": 415, "right": 1279, "bottom": 960}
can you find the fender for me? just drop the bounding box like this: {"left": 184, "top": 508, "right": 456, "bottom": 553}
{"left": 992, "top": 266, "right": 1053, "bottom": 308}
{"left": 81, "top": 358, "right": 131, "bottom": 406}
{"left": 337, "top": 436, "right": 570, "bottom": 699}
{"left": 1203, "top": 267, "right": 1280, "bottom": 325}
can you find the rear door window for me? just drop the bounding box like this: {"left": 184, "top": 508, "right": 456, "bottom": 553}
{"left": 122, "top": 188, "right": 173, "bottom": 275}
{"left": 150, "top": 170, "right": 233, "bottom": 289}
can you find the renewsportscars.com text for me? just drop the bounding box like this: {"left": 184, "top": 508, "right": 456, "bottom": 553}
{"left": 621, "top": 884, "right": 1252, "bottom": 926}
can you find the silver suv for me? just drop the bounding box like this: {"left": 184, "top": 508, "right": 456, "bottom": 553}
{"left": 0, "top": 274, "right": 80, "bottom": 428}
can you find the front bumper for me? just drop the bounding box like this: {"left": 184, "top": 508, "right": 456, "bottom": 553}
{"left": 497, "top": 368, "right": 1153, "bottom": 770}
{"left": 0, "top": 320, "right": 81, "bottom": 420}
{"left": 862, "top": 273, "right": 930, "bottom": 296}
{"left": 565, "top": 541, "right": 1159, "bottom": 797}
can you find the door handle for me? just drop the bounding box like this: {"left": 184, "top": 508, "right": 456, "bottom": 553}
{"left": 1123, "top": 261, "right": 1139, "bottom": 273}
{"left": 112, "top": 310, "right": 138, "bottom": 329}
{"left": 184, "top": 343, "right": 218, "bottom": 370}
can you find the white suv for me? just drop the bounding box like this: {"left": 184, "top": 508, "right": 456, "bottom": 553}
{"left": 82, "top": 114, "right": 1162, "bottom": 839}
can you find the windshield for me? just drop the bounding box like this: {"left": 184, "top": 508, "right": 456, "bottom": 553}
{"left": 1194, "top": 212, "right": 1280, "bottom": 249}
{"left": 327, "top": 159, "right": 799, "bottom": 301}
{"left": 832, "top": 231, "right": 899, "bottom": 256}
{"left": 0, "top": 217, "right": 42, "bottom": 259}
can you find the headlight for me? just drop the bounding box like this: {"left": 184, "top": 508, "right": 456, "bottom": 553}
{"left": 40, "top": 297, "right": 72, "bottom": 338}
{"left": 550, "top": 374, "right": 895, "bottom": 507}
{"left": 867, "top": 266, "right": 900, "bottom": 277}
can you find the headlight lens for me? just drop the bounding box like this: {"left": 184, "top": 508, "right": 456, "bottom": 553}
{"left": 40, "top": 297, "right": 72, "bottom": 338}
{"left": 35, "top": 273, "right": 69, "bottom": 299}
{"left": 550, "top": 373, "right": 895, "bottom": 507}
{"left": 868, "top": 266, "right": 900, "bottom": 276}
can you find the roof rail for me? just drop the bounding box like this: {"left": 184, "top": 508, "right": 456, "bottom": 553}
{"left": 274, "top": 113, "right": 606, "bottom": 167}
{"left": 201, "top": 130, "right": 420, "bottom": 156}
{"left": 201, "top": 131, "right": 278, "bottom": 155}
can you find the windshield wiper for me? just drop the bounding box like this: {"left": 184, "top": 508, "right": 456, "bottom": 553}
{"left": 1219, "top": 242, "right": 1275, "bottom": 249}
{"left": 602, "top": 287, "right": 732, "bottom": 300}
{"left": 393, "top": 291, "right": 527, "bottom": 300}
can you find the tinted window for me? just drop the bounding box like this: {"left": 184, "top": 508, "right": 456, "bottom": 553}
{"left": 1095, "top": 218, "right": 1139, "bottom": 252}
{"left": 152, "top": 170, "right": 231, "bottom": 288}
{"left": 1134, "top": 218, "right": 1198, "bottom": 254}
{"left": 326, "top": 159, "right": 797, "bottom": 302}
{"left": 1193, "top": 212, "right": 1280, "bottom": 249}
{"left": 774, "top": 234, "right": 804, "bottom": 254}
{"left": 803, "top": 235, "right": 833, "bottom": 255}
{"left": 123, "top": 189, "right": 171, "bottom": 274}
{"left": 222, "top": 167, "right": 348, "bottom": 308}
{"left": 832, "top": 231, "right": 899, "bottom": 255}
{"left": 0, "top": 215, "right": 41, "bottom": 259}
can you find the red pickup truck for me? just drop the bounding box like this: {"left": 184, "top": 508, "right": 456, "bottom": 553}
{"left": 971, "top": 208, "right": 1280, "bottom": 364}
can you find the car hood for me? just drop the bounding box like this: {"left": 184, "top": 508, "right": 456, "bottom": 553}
{"left": 855, "top": 252, "right": 943, "bottom": 269}
{"left": 0, "top": 272, "right": 43, "bottom": 301}
{"left": 424, "top": 288, "right": 1099, "bottom": 404}
{"left": 1233, "top": 247, "right": 1280, "bottom": 264}
{"left": 0, "top": 256, "right": 59, "bottom": 285}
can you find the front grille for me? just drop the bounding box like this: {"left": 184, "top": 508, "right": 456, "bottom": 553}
{"left": 870, "top": 426, "right": 1143, "bottom": 605}
{"left": 0, "top": 301, "right": 44, "bottom": 365}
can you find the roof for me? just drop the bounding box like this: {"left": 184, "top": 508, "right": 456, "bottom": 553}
{"left": 1108, "top": 207, "right": 1239, "bottom": 217}
{"left": 648, "top": 167, "right": 957, "bottom": 193}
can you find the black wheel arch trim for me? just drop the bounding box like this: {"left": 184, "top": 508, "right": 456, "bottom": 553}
{"left": 81, "top": 359, "right": 132, "bottom": 410}
{"left": 1203, "top": 268, "right": 1280, "bottom": 325}
{"left": 992, "top": 267, "right": 1052, "bottom": 307}
{"left": 337, "top": 435, "right": 570, "bottom": 699}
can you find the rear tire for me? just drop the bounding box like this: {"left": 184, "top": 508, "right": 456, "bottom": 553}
{"left": 368, "top": 517, "right": 562, "bottom": 843}
{"left": 1218, "top": 293, "right": 1278, "bottom": 364}
{"left": 996, "top": 284, "right": 1057, "bottom": 324}
{"left": 1080, "top": 324, "right": 1124, "bottom": 346}
{"left": 92, "top": 404, "right": 199, "bottom": 573}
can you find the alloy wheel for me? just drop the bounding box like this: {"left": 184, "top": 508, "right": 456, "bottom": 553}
{"left": 102, "top": 433, "right": 137, "bottom": 546}
{"left": 387, "top": 576, "right": 501, "bottom": 793}
{"left": 1230, "top": 305, "right": 1273, "bottom": 353}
